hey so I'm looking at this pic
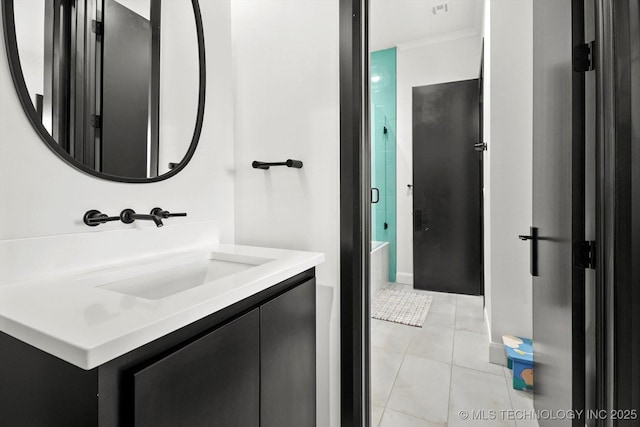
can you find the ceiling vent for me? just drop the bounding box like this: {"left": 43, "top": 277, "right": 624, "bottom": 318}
{"left": 432, "top": 1, "right": 450, "bottom": 15}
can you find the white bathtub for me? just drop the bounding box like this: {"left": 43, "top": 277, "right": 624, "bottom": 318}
{"left": 370, "top": 241, "right": 389, "bottom": 296}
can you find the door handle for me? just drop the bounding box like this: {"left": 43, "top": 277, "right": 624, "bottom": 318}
{"left": 371, "top": 188, "right": 380, "bottom": 204}
{"left": 519, "top": 227, "right": 538, "bottom": 276}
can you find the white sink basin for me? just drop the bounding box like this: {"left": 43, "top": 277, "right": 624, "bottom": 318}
{"left": 98, "top": 252, "right": 273, "bottom": 300}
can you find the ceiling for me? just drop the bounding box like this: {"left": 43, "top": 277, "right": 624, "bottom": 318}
{"left": 369, "top": 0, "right": 484, "bottom": 51}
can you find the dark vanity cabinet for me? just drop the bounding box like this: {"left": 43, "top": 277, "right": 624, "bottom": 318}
{"left": 261, "top": 276, "right": 316, "bottom": 427}
{"left": 133, "top": 310, "right": 260, "bottom": 427}
{"left": 0, "top": 269, "right": 316, "bottom": 427}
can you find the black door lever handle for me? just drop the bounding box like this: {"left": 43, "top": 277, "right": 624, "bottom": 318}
{"left": 519, "top": 227, "right": 538, "bottom": 276}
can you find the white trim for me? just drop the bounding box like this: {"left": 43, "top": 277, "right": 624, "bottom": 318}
{"left": 395, "top": 272, "right": 413, "bottom": 285}
{"left": 489, "top": 341, "right": 507, "bottom": 366}
{"left": 396, "top": 28, "right": 481, "bottom": 52}
{"left": 485, "top": 307, "right": 507, "bottom": 366}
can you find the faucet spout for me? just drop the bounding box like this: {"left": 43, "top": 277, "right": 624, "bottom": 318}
{"left": 149, "top": 215, "right": 164, "bottom": 227}
{"left": 120, "top": 209, "right": 164, "bottom": 227}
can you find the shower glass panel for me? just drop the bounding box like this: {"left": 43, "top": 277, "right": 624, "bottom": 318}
{"left": 370, "top": 47, "right": 396, "bottom": 283}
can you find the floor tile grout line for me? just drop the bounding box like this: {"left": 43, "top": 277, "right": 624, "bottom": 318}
{"left": 381, "top": 320, "right": 413, "bottom": 410}
{"left": 377, "top": 284, "right": 410, "bottom": 415}
{"left": 451, "top": 361, "right": 507, "bottom": 378}
{"left": 503, "top": 367, "right": 519, "bottom": 416}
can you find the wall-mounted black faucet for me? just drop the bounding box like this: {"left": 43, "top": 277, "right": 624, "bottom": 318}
{"left": 83, "top": 208, "right": 187, "bottom": 227}
{"left": 120, "top": 209, "right": 164, "bottom": 228}
{"left": 83, "top": 210, "right": 122, "bottom": 227}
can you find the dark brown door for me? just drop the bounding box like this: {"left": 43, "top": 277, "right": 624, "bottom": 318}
{"left": 412, "top": 79, "right": 482, "bottom": 295}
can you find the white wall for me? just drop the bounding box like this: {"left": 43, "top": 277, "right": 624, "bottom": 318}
{"left": 395, "top": 35, "right": 483, "bottom": 284}
{"left": 115, "top": 0, "right": 150, "bottom": 19}
{"left": 484, "top": 0, "right": 533, "bottom": 360}
{"left": 0, "top": 1, "right": 234, "bottom": 283}
{"left": 230, "top": 1, "right": 340, "bottom": 426}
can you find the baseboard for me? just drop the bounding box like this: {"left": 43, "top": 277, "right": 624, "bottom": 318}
{"left": 396, "top": 272, "right": 413, "bottom": 285}
{"left": 485, "top": 308, "right": 507, "bottom": 366}
{"left": 489, "top": 341, "right": 507, "bottom": 366}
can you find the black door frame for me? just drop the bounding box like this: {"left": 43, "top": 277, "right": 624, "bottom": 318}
{"left": 339, "top": 0, "right": 369, "bottom": 426}
{"left": 610, "top": 0, "right": 640, "bottom": 414}
{"left": 595, "top": 0, "right": 640, "bottom": 421}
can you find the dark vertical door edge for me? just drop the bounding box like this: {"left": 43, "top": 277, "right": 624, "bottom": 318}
{"left": 339, "top": 0, "right": 369, "bottom": 426}
{"left": 595, "top": 0, "right": 616, "bottom": 421}
{"left": 610, "top": 0, "right": 640, "bottom": 420}
{"left": 479, "top": 40, "right": 485, "bottom": 303}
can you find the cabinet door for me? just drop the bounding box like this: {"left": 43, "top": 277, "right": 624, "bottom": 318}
{"left": 261, "top": 278, "right": 316, "bottom": 427}
{"left": 132, "top": 309, "right": 259, "bottom": 427}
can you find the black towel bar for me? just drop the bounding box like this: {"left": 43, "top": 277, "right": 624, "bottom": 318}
{"left": 252, "top": 159, "right": 303, "bottom": 170}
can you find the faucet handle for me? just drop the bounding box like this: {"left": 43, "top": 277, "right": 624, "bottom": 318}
{"left": 120, "top": 209, "right": 164, "bottom": 227}
{"left": 150, "top": 207, "right": 188, "bottom": 219}
{"left": 120, "top": 208, "right": 137, "bottom": 224}
{"left": 83, "top": 210, "right": 121, "bottom": 227}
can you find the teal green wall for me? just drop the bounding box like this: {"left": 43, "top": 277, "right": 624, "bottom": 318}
{"left": 370, "top": 47, "right": 396, "bottom": 283}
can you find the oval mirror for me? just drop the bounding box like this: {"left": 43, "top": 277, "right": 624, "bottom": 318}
{"left": 2, "top": 0, "right": 205, "bottom": 182}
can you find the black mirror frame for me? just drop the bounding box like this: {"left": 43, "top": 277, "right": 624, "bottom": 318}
{"left": 1, "top": 0, "right": 206, "bottom": 183}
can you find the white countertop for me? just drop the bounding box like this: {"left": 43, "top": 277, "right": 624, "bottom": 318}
{"left": 0, "top": 244, "right": 324, "bottom": 370}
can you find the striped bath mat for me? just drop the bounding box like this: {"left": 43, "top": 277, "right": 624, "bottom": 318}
{"left": 371, "top": 289, "right": 433, "bottom": 327}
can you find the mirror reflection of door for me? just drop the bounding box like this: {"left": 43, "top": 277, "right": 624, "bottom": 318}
{"left": 11, "top": 0, "right": 200, "bottom": 179}
{"left": 38, "top": 0, "right": 160, "bottom": 177}
{"left": 101, "top": 0, "right": 158, "bottom": 178}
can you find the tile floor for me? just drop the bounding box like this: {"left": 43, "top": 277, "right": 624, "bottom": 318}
{"left": 371, "top": 284, "right": 539, "bottom": 427}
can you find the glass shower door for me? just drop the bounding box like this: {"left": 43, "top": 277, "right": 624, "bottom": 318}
{"left": 369, "top": 46, "right": 397, "bottom": 283}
